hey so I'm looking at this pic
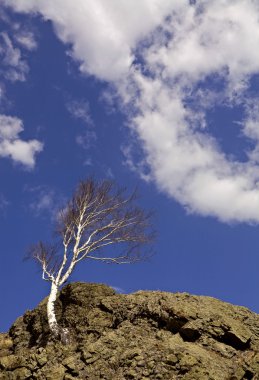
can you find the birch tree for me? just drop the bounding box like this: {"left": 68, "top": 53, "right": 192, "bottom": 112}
{"left": 29, "top": 178, "right": 153, "bottom": 342}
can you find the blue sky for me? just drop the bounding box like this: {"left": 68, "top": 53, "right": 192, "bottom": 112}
{"left": 1, "top": 0, "right": 259, "bottom": 332}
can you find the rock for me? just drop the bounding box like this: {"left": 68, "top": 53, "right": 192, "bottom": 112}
{"left": 63, "top": 354, "right": 84, "bottom": 375}
{"left": 0, "top": 334, "right": 13, "bottom": 360}
{"left": 44, "top": 364, "right": 66, "bottom": 380}
{"left": 0, "top": 354, "right": 24, "bottom": 370}
{"left": 0, "top": 335, "right": 13, "bottom": 350}
{"left": 13, "top": 367, "right": 32, "bottom": 379}
{"left": 0, "top": 282, "right": 259, "bottom": 379}
{"left": 35, "top": 352, "right": 48, "bottom": 367}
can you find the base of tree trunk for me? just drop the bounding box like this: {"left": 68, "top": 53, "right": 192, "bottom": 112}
{"left": 60, "top": 327, "right": 71, "bottom": 345}
{"left": 49, "top": 326, "right": 72, "bottom": 345}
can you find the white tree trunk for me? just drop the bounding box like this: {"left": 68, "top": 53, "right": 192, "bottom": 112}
{"left": 47, "top": 282, "right": 59, "bottom": 337}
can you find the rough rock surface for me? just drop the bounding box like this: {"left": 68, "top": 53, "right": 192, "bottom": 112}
{"left": 1, "top": 282, "right": 259, "bottom": 379}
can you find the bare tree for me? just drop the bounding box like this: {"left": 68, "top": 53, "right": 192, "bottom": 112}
{"left": 29, "top": 178, "right": 154, "bottom": 342}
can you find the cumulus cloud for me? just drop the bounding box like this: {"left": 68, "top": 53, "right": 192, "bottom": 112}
{"left": 75, "top": 132, "right": 96, "bottom": 150}
{"left": 119, "top": 0, "right": 259, "bottom": 223}
{"left": 25, "top": 185, "right": 64, "bottom": 219}
{"left": 1, "top": 0, "right": 176, "bottom": 81}
{"left": 0, "top": 32, "right": 29, "bottom": 82}
{"left": 0, "top": 115, "right": 43, "bottom": 168}
{"left": 5, "top": 0, "right": 259, "bottom": 222}
{"left": 66, "top": 99, "right": 97, "bottom": 149}
{"left": 14, "top": 30, "right": 37, "bottom": 51}
{"left": 0, "top": 12, "right": 40, "bottom": 168}
{"left": 145, "top": 1, "right": 259, "bottom": 85}
{"left": 0, "top": 83, "right": 5, "bottom": 104}
{"left": 0, "top": 5, "right": 38, "bottom": 81}
{"left": 66, "top": 99, "right": 93, "bottom": 126}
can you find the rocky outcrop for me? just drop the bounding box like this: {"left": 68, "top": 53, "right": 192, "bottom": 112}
{"left": 0, "top": 282, "right": 259, "bottom": 379}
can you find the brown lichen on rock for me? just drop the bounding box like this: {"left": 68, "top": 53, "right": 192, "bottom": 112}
{"left": 1, "top": 282, "right": 259, "bottom": 379}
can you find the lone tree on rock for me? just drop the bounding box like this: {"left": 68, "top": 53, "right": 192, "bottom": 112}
{"left": 29, "top": 178, "right": 153, "bottom": 342}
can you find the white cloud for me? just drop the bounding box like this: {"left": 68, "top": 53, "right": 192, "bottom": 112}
{"left": 75, "top": 131, "right": 97, "bottom": 150}
{"left": 14, "top": 31, "right": 37, "bottom": 51}
{"left": 66, "top": 99, "right": 93, "bottom": 126}
{"left": 83, "top": 157, "right": 93, "bottom": 166}
{"left": 66, "top": 99, "right": 97, "bottom": 149}
{"left": 243, "top": 101, "right": 259, "bottom": 141}
{"left": 25, "top": 185, "right": 66, "bottom": 219}
{"left": 0, "top": 83, "right": 5, "bottom": 105}
{"left": 1, "top": 0, "right": 178, "bottom": 81}
{"left": 122, "top": 0, "right": 259, "bottom": 223}
{"left": 5, "top": 0, "right": 259, "bottom": 222}
{"left": 27, "top": 186, "right": 56, "bottom": 216}
{"left": 0, "top": 32, "right": 29, "bottom": 82}
{"left": 0, "top": 115, "right": 43, "bottom": 168}
{"left": 142, "top": 0, "right": 259, "bottom": 99}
